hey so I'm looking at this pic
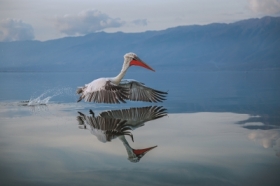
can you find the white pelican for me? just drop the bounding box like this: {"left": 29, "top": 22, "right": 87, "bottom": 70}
{"left": 100, "top": 106, "right": 167, "bottom": 130}
{"left": 77, "top": 52, "right": 167, "bottom": 103}
{"left": 77, "top": 106, "right": 167, "bottom": 162}
{"left": 77, "top": 109, "right": 134, "bottom": 142}
{"left": 76, "top": 106, "right": 167, "bottom": 142}
{"left": 119, "top": 135, "right": 157, "bottom": 163}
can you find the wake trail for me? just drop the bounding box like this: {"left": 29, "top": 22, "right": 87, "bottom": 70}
{"left": 19, "top": 87, "right": 75, "bottom": 106}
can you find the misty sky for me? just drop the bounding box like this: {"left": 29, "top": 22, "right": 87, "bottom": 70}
{"left": 0, "top": 0, "right": 280, "bottom": 41}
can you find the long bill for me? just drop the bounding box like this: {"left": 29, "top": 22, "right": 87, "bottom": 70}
{"left": 132, "top": 145, "right": 157, "bottom": 156}
{"left": 130, "top": 56, "right": 155, "bottom": 72}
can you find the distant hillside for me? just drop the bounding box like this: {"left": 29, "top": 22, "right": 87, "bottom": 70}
{"left": 0, "top": 16, "right": 279, "bottom": 71}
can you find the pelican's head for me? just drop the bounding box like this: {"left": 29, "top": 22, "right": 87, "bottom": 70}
{"left": 128, "top": 146, "right": 158, "bottom": 163}
{"left": 123, "top": 52, "right": 155, "bottom": 72}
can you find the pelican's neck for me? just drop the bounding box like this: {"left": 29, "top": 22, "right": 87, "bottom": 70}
{"left": 112, "top": 62, "right": 129, "bottom": 85}
{"left": 118, "top": 135, "right": 135, "bottom": 158}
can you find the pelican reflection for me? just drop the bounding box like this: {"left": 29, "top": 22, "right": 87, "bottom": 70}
{"left": 77, "top": 106, "right": 167, "bottom": 162}
{"left": 119, "top": 135, "right": 157, "bottom": 163}
{"left": 77, "top": 109, "right": 134, "bottom": 142}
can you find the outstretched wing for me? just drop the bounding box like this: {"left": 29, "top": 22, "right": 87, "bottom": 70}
{"left": 77, "top": 111, "right": 133, "bottom": 142}
{"left": 77, "top": 79, "right": 129, "bottom": 104}
{"left": 119, "top": 80, "right": 167, "bottom": 103}
{"left": 100, "top": 106, "right": 167, "bottom": 123}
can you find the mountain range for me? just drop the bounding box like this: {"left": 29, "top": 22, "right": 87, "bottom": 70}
{"left": 0, "top": 16, "right": 279, "bottom": 71}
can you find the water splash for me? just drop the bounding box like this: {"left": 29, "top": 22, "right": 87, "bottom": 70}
{"left": 19, "top": 87, "right": 74, "bottom": 106}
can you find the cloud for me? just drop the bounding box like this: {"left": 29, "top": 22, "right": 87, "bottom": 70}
{"left": 54, "top": 9, "right": 125, "bottom": 35}
{"left": 248, "top": 0, "right": 280, "bottom": 15}
{"left": 0, "top": 19, "right": 35, "bottom": 42}
{"left": 248, "top": 130, "right": 280, "bottom": 157}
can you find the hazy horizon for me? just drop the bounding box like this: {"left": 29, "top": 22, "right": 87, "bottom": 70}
{"left": 1, "top": 0, "right": 280, "bottom": 41}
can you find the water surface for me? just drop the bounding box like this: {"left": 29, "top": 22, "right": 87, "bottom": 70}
{"left": 0, "top": 71, "right": 279, "bottom": 185}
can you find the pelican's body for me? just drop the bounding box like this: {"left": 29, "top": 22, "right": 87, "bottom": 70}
{"left": 77, "top": 110, "right": 132, "bottom": 143}
{"left": 77, "top": 106, "right": 167, "bottom": 142}
{"left": 77, "top": 53, "right": 167, "bottom": 103}
{"left": 77, "top": 106, "right": 167, "bottom": 162}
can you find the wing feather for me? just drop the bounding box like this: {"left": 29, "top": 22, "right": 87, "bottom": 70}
{"left": 77, "top": 111, "right": 133, "bottom": 142}
{"left": 100, "top": 106, "right": 167, "bottom": 123}
{"left": 77, "top": 80, "right": 129, "bottom": 103}
{"left": 119, "top": 80, "right": 167, "bottom": 103}
{"left": 77, "top": 78, "right": 167, "bottom": 103}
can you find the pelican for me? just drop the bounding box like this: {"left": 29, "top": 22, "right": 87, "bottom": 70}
{"left": 77, "top": 106, "right": 167, "bottom": 162}
{"left": 77, "top": 52, "right": 167, "bottom": 103}
{"left": 119, "top": 135, "right": 157, "bottom": 163}
{"left": 77, "top": 106, "right": 167, "bottom": 142}
{"left": 77, "top": 110, "right": 134, "bottom": 142}
{"left": 100, "top": 106, "right": 167, "bottom": 130}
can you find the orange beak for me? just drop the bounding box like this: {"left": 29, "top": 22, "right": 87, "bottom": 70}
{"left": 132, "top": 145, "right": 157, "bottom": 156}
{"left": 130, "top": 56, "right": 155, "bottom": 72}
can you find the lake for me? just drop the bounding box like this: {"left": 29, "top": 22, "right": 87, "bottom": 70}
{"left": 0, "top": 70, "right": 280, "bottom": 186}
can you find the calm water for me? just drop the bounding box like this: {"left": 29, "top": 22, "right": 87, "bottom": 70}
{"left": 0, "top": 71, "right": 280, "bottom": 186}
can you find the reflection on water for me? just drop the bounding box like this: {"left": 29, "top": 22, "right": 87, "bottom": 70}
{"left": 1, "top": 102, "right": 280, "bottom": 185}
{"left": 1, "top": 71, "right": 280, "bottom": 185}
{"left": 18, "top": 88, "right": 74, "bottom": 106}
{"left": 18, "top": 101, "right": 49, "bottom": 112}
{"left": 77, "top": 106, "right": 167, "bottom": 162}
{"left": 16, "top": 88, "right": 74, "bottom": 112}
{"left": 236, "top": 114, "right": 280, "bottom": 130}
{"left": 248, "top": 130, "right": 280, "bottom": 157}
